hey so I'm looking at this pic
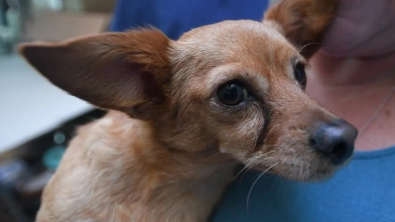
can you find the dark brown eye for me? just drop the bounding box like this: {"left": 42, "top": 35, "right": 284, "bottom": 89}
{"left": 294, "top": 63, "right": 306, "bottom": 89}
{"left": 217, "top": 81, "right": 248, "bottom": 106}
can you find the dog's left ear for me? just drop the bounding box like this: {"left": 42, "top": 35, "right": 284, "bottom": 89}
{"left": 19, "top": 29, "right": 171, "bottom": 120}
{"left": 264, "top": 0, "right": 338, "bottom": 59}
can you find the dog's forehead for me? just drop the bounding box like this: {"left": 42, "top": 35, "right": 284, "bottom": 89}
{"left": 179, "top": 20, "right": 284, "bottom": 42}
{"left": 177, "top": 20, "right": 298, "bottom": 70}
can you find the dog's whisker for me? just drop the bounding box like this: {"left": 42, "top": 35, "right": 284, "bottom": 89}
{"left": 233, "top": 150, "right": 274, "bottom": 180}
{"left": 238, "top": 161, "right": 259, "bottom": 185}
{"left": 234, "top": 162, "right": 255, "bottom": 180}
{"left": 246, "top": 162, "right": 279, "bottom": 214}
{"left": 237, "top": 150, "right": 276, "bottom": 185}
{"left": 234, "top": 159, "right": 262, "bottom": 183}
{"left": 297, "top": 42, "right": 322, "bottom": 53}
{"left": 235, "top": 150, "right": 276, "bottom": 180}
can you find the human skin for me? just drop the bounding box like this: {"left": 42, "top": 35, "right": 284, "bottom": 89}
{"left": 305, "top": 0, "right": 395, "bottom": 151}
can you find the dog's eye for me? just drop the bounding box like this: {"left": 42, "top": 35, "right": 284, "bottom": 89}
{"left": 217, "top": 81, "right": 248, "bottom": 106}
{"left": 294, "top": 63, "right": 306, "bottom": 89}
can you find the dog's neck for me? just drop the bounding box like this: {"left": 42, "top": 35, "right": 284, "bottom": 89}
{"left": 81, "top": 111, "right": 237, "bottom": 221}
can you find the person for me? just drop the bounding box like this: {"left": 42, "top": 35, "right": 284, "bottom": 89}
{"left": 212, "top": 0, "right": 395, "bottom": 221}
{"left": 110, "top": 0, "right": 395, "bottom": 221}
{"left": 110, "top": 0, "right": 268, "bottom": 40}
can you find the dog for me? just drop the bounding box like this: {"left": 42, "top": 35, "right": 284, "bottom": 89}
{"left": 19, "top": 0, "right": 357, "bottom": 221}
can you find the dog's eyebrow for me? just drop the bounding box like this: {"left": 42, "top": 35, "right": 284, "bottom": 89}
{"left": 290, "top": 55, "right": 304, "bottom": 66}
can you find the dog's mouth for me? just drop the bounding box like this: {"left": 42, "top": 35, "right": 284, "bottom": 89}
{"left": 249, "top": 156, "right": 339, "bottom": 182}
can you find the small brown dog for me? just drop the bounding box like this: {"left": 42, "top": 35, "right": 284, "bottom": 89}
{"left": 19, "top": 0, "right": 357, "bottom": 221}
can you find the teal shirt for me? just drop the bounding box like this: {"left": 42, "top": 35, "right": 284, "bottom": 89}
{"left": 212, "top": 146, "right": 395, "bottom": 222}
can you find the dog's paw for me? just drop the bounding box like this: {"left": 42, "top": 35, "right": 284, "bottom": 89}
{"left": 264, "top": 0, "right": 339, "bottom": 58}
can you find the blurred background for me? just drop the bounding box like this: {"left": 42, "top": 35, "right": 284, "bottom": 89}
{"left": 0, "top": 0, "right": 270, "bottom": 221}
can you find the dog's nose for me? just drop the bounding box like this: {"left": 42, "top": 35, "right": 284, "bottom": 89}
{"left": 310, "top": 119, "right": 358, "bottom": 165}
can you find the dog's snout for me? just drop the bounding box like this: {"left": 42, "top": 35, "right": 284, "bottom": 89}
{"left": 310, "top": 119, "right": 358, "bottom": 165}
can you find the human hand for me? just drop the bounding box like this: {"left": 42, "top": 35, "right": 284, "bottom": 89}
{"left": 321, "top": 0, "right": 395, "bottom": 57}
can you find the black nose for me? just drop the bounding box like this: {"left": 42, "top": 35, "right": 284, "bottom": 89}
{"left": 310, "top": 119, "right": 358, "bottom": 165}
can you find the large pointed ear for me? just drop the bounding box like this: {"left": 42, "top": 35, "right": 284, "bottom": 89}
{"left": 264, "top": 0, "right": 338, "bottom": 59}
{"left": 19, "top": 29, "right": 171, "bottom": 120}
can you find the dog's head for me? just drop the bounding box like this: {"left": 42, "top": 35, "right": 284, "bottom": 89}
{"left": 19, "top": 0, "right": 356, "bottom": 182}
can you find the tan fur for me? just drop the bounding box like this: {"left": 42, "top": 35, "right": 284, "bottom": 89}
{"left": 18, "top": 0, "right": 343, "bottom": 221}
{"left": 36, "top": 112, "right": 236, "bottom": 222}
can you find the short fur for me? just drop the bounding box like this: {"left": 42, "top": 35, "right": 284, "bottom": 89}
{"left": 19, "top": 0, "right": 343, "bottom": 221}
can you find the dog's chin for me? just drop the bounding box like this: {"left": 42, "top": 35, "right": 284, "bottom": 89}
{"left": 298, "top": 166, "right": 338, "bottom": 182}
{"left": 252, "top": 161, "right": 338, "bottom": 182}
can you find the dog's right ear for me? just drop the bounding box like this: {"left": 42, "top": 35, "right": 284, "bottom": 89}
{"left": 264, "top": 0, "right": 338, "bottom": 59}
{"left": 19, "top": 29, "right": 171, "bottom": 120}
